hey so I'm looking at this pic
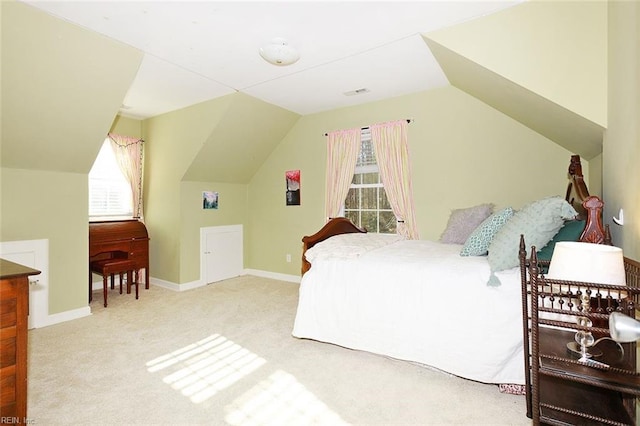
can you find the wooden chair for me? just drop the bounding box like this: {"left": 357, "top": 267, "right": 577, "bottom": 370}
{"left": 89, "top": 259, "right": 138, "bottom": 307}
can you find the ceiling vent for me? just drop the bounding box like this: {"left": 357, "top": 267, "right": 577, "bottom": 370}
{"left": 343, "top": 88, "right": 370, "bottom": 96}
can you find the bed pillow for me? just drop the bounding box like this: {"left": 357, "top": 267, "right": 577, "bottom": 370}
{"left": 460, "top": 207, "right": 515, "bottom": 256}
{"left": 536, "top": 219, "right": 585, "bottom": 261}
{"left": 439, "top": 203, "right": 494, "bottom": 244}
{"left": 487, "top": 196, "right": 578, "bottom": 284}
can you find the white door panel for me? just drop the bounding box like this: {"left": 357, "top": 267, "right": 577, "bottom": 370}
{"left": 201, "top": 225, "right": 243, "bottom": 284}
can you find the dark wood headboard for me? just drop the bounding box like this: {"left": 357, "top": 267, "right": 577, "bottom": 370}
{"left": 300, "top": 217, "right": 366, "bottom": 275}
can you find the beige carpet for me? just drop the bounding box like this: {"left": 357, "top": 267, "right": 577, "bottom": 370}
{"left": 27, "top": 275, "right": 529, "bottom": 425}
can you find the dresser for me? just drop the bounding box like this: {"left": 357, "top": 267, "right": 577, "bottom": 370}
{"left": 0, "top": 259, "right": 41, "bottom": 424}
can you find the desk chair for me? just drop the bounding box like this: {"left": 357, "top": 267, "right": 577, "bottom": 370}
{"left": 89, "top": 259, "right": 138, "bottom": 307}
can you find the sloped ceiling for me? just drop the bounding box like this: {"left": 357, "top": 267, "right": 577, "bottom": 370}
{"left": 423, "top": 39, "right": 605, "bottom": 160}
{"left": 1, "top": 0, "right": 610, "bottom": 181}
{"left": 423, "top": 0, "right": 607, "bottom": 160}
{"left": 182, "top": 93, "right": 300, "bottom": 183}
{"left": 20, "top": 0, "right": 522, "bottom": 119}
{"left": 1, "top": 1, "right": 143, "bottom": 173}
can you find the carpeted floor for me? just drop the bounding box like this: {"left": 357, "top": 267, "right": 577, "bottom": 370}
{"left": 27, "top": 275, "right": 529, "bottom": 425}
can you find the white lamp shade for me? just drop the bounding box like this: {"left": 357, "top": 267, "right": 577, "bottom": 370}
{"left": 547, "top": 241, "right": 626, "bottom": 285}
{"left": 609, "top": 312, "right": 640, "bottom": 342}
{"left": 259, "top": 38, "right": 300, "bottom": 66}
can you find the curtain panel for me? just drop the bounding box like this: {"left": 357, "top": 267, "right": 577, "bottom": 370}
{"left": 370, "top": 120, "right": 419, "bottom": 239}
{"left": 107, "top": 133, "right": 145, "bottom": 220}
{"left": 324, "top": 128, "right": 361, "bottom": 220}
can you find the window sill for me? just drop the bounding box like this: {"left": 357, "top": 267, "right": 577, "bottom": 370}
{"left": 89, "top": 216, "right": 136, "bottom": 222}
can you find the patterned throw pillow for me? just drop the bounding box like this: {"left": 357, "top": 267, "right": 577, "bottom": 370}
{"left": 439, "top": 203, "right": 494, "bottom": 244}
{"left": 487, "top": 196, "right": 578, "bottom": 282}
{"left": 460, "top": 207, "right": 515, "bottom": 256}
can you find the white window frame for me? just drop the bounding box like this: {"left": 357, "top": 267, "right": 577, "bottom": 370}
{"left": 88, "top": 138, "right": 133, "bottom": 220}
{"left": 342, "top": 130, "right": 395, "bottom": 233}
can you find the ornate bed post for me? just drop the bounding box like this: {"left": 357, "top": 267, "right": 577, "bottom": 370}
{"left": 565, "top": 155, "right": 590, "bottom": 219}
{"left": 579, "top": 196, "right": 610, "bottom": 245}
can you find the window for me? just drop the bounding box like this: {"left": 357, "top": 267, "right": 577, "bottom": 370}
{"left": 89, "top": 139, "right": 133, "bottom": 218}
{"left": 344, "top": 129, "right": 396, "bottom": 233}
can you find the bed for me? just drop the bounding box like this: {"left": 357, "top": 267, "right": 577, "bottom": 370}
{"left": 292, "top": 155, "right": 608, "bottom": 386}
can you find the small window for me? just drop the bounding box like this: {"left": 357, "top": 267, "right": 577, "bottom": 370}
{"left": 89, "top": 139, "right": 133, "bottom": 218}
{"left": 343, "top": 130, "right": 396, "bottom": 234}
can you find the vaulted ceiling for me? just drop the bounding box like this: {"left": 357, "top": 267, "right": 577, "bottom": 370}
{"left": 19, "top": 0, "right": 523, "bottom": 119}
{"left": 423, "top": 0, "right": 607, "bottom": 160}
{"left": 1, "top": 0, "right": 607, "bottom": 182}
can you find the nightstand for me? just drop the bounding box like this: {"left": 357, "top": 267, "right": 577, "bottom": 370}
{"left": 522, "top": 253, "right": 640, "bottom": 425}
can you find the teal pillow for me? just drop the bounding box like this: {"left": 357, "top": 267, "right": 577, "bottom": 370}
{"left": 536, "top": 220, "right": 585, "bottom": 261}
{"left": 460, "top": 207, "right": 514, "bottom": 256}
{"left": 487, "top": 196, "right": 578, "bottom": 285}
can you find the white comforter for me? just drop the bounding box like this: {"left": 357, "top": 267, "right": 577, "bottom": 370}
{"left": 292, "top": 235, "right": 525, "bottom": 385}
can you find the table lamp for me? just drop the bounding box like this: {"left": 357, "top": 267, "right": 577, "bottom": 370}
{"left": 546, "top": 241, "right": 626, "bottom": 359}
{"left": 609, "top": 312, "right": 640, "bottom": 342}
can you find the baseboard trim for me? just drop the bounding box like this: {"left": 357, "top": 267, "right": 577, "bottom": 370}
{"left": 60, "top": 269, "right": 299, "bottom": 328}
{"left": 244, "top": 269, "right": 300, "bottom": 284}
{"left": 150, "top": 276, "right": 203, "bottom": 292}
{"left": 150, "top": 269, "right": 300, "bottom": 290}
{"left": 36, "top": 306, "right": 91, "bottom": 328}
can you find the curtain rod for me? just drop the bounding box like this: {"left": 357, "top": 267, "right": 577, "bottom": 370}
{"left": 324, "top": 119, "right": 412, "bottom": 136}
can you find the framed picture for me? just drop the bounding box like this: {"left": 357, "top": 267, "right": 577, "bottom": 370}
{"left": 203, "top": 191, "right": 219, "bottom": 209}
{"left": 285, "top": 170, "right": 300, "bottom": 206}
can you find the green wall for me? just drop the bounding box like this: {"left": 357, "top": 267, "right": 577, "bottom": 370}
{"left": 110, "top": 115, "right": 143, "bottom": 139}
{"left": 179, "top": 181, "right": 248, "bottom": 284}
{"left": 0, "top": 168, "right": 88, "bottom": 314}
{"left": 8, "top": 0, "right": 633, "bottom": 320}
{"left": 1, "top": 1, "right": 142, "bottom": 315}
{"left": 141, "top": 92, "right": 298, "bottom": 286}
{"left": 0, "top": 80, "right": 588, "bottom": 315}
{"left": 142, "top": 96, "right": 234, "bottom": 284}
{"left": 605, "top": 1, "right": 640, "bottom": 259}
{"left": 247, "top": 86, "right": 575, "bottom": 276}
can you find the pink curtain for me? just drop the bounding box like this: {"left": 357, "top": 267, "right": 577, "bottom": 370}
{"left": 370, "top": 120, "right": 419, "bottom": 239}
{"left": 107, "top": 133, "right": 145, "bottom": 220}
{"left": 325, "top": 128, "right": 361, "bottom": 220}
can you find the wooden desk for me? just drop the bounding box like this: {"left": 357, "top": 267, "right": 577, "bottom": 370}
{"left": 0, "top": 259, "right": 41, "bottom": 424}
{"left": 89, "top": 220, "right": 149, "bottom": 301}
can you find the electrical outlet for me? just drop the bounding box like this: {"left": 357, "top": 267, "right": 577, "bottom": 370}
{"left": 286, "top": 254, "right": 292, "bottom": 263}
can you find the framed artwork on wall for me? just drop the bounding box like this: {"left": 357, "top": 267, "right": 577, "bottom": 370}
{"left": 203, "top": 191, "right": 219, "bottom": 209}
{"left": 286, "top": 170, "right": 300, "bottom": 206}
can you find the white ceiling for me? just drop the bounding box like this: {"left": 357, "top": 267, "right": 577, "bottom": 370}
{"left": 23, "top": 1, "right": 521, "bottom": 119}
